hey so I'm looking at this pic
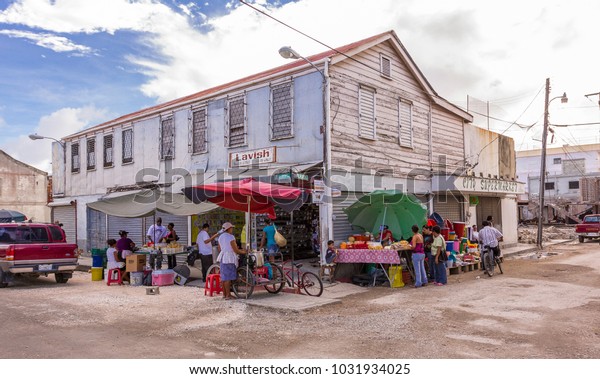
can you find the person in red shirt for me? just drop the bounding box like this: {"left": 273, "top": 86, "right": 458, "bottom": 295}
{"left": 379, "top": 225, "right": 394, "bottom": 245}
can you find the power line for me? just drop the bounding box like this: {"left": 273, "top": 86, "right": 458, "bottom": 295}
{"left": 551, "top": 122, "right": 600, "bottom": 127}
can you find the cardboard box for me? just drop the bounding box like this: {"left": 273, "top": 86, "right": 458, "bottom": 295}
{"left": 126, "top": 254, "right": 146, "bottom": 272}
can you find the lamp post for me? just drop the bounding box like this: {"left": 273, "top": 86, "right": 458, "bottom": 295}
{"left": 279, "top": 46, "right": 332, "bottom": 262}
{"left": 536, "top": 78, "right": 568, "bottom": 249}
{"left": 29, "top": 133, "right": 67, "bottom": 196}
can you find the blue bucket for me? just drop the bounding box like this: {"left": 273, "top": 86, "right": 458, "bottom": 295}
{"left": 446, "top": 241, "right": 454, "bottom": 252}
{"left": 92, "top": 255, "right": 104, "bottom": 268}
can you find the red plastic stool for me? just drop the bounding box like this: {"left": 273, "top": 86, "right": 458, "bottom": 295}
{"left": 106, "top": 268, "right": 123, "bottom": 286}
{"left": 204, "top": 274, "right": 222, "bottom": 296}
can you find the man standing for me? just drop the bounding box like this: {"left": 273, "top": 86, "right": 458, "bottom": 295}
{"left": 146, "top": 217, "right": 168, "bottom": 245}
{"left": 259, "top": 218, "right": 278, "bottom": 263}
{"left": 196, "top": 223, "right": 220, "bottom": 281}
{"left": 478, "top": 220, "right": 503, "bottom": 270}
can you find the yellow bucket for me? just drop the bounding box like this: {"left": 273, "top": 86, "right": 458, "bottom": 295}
{"left": 91, "top": 267, "right": 103, "bottom": 281}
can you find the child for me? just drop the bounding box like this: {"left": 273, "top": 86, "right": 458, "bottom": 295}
{"left": 106, "top": 238, "right": 128, "bottom": 282}
{"left": 321, "top": 240, "right": 337, "bottom": 283}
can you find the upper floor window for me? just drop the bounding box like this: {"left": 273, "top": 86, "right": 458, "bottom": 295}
{"left": 122, "top": 129, "right": 133, "bottom": 164}
{"left": 399, "top": 99, "right": 413, "bottom": 148}
{"left": 544, "top": 182, "right": 555, "bottom": 190}
{"left": 160, "top": 116, "right": 175, "bottom": 160}
{"left": 103, "top": 134, "right": 113, "bottom": 168}
{"left": 569, "top": 181, "right": 579, "bottom": 189}
{"left": 358, "top": 85, "right": 376, "bottom": 140}
{"left": 553, "top": 157, "right": 561, "bottom": 164}
{"left": 227, "top": 95, "right": 247, "bottom": 147}
{"left": 192, "top": 107, "right": 208, "bottom": 154}
{"left": 71, "top": 142, "right": 80, "bottom": 173}
{"left": 86, "top": 137, "right": 96, "bottom": 170}
{"left": 270, "top": 81, "right": 293, "bottom": 140}
{"left": 380, "top": 54, "right": 392, "bottom": 78}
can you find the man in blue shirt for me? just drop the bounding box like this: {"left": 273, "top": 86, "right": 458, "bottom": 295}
{"left": 259, "top": 218, "right": 278, "bottom": 263}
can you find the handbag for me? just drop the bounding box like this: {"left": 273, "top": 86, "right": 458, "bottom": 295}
{"left": 274, "top": 227, "right": 287, "bottom": 247}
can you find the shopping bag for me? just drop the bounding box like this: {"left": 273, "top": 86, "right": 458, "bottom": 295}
{"left": 274, "top": 230, "right": 287, "bottom": 247}
{"left": 388, "top": 265, "right": 404, "bottom": 288}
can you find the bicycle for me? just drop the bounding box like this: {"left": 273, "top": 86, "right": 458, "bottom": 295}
{"left": 281, "top": 260, "right": 323, "bottom": 297}
{"left": 481, "top": 245, "right": 503, "bottom": 277}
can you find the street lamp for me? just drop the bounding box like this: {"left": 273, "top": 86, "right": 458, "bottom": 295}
{"left": 29, "top": 133, "right": 67, "bottom": 196}
{"left": 279, "top": 45, "right": 332, "bottom": 261}
{"left": 537, "top": 78, "right": 567, "bottom": 249}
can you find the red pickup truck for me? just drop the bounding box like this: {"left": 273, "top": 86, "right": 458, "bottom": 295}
{"left": 0, "top": 223, "right": 79, "bottom": 287}
{"left": 575, "top": 215, "right": 600, "bottom": 243}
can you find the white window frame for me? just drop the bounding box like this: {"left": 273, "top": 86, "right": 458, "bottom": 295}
{"left": 270, "top": 81, "right": 294, "bottom": 140}
{"left": 380, "top": 54, "right": 392, "bottom": 79}
{"left": 122, "top": 128, "right": 134, "bottom": 164}
{"left": 399, "top": 99, "right": 413, "bottom": 148}
{"left": 226, "top": 94, "right": 247, "bottom": 148}
{"left": 86, "top": 137, "right": 96, "bottom": 171}
{"left": 103, "top": 134, "right": 113, "bottom": 168}
{"left": 358, "top": 85, "right": 376, "bottom": 140}
{"left": 191, "top": 106, "right": 208, "bottom": 154}
{"left": 71, "top": 142, "right": 80, "bottom": 173}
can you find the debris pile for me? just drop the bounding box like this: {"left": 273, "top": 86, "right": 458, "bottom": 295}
{"left": 518, "top": 226, "right": 578, "bottom": 244}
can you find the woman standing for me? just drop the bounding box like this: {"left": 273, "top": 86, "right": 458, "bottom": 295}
{"left": 431, "top": 225, "right": 447, "bottom": 286}
{"left": 422, "top": 225, "right": 434, "bottom": 280}
{"left": 163, "top": 222, "right": 179, "bottom": 244}
{"left": 217, "top": 222, "right": 247, "bottom": 300}
{"left": 410, "top": 225, "right": 427, "bottom": 287}
{"left": 116, "top": 230, "right": 135, "bottom": 260}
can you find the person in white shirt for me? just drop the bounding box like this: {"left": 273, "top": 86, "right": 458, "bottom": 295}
{"left": 217, "top": 222, "right": 247, "bottom": 300}
{"left": 478, "top": 220, "right": 503, "bottom": 270}
{"left": 146, "top": 217, "right": 168, "bottom": 245}
{"left": 196, "top": 223, "right": 220, "bottom": 281}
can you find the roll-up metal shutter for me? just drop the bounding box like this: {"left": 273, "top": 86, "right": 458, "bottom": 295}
{"left": 333, "top": 192, "right": 366, "bottom": 242}
{"left": 108, "top": 215, "right": 145, "bottom": 247}
{"left": 433, "top": 194, "right": 464, "bottom": 222}
{"left": 477, "top": 197, "right": 502, "bottom": 230}
{"left": 87, "top": 208, "right": 107, "bottom": 251}
{"left": 52, "top": 205, "right": 76, "bottom": 245}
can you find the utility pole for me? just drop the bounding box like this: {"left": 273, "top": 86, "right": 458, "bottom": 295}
{"left": 537, "top": 79, "right": 551, "bottom": 249}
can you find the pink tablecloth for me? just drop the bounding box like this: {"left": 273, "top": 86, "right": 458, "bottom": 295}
{"left": 336, "top": 249, "right": 401, "bottom": 264}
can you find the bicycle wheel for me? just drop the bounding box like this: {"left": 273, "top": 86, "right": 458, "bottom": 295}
{"left": 495, "top": 256, "right": 503, "bottom": 275}
{"left": 264, "top": 264, "right": 285, "bottom": 294}
{"left": 206, "top": 263, "right": 220, "bottom": 276}
{"left": 232, "top": 266, "right": 254, "bottom": 298}
{"left": 301, "top": 272, "right": 323, "bottom": 297}
{"left": 484, "top": 251, "right": 494, "bottom": 277}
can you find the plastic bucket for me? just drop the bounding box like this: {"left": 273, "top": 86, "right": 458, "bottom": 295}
{"left": 441, "top": 228, "right": 450, "bottom": 241}
{"left": 130, "top": 272, "right": 144, "bottom": 286}
{"left": 92, "top": 255, "right": 104, "bottom": 268}
{"left": 453, "top": 222, "right": 466, "bottom": 239}
{"left": 448, "top": 231, "right": 456, "bottom": 241}
{"left": 446, "top": 241, "right": 454, "bottom": 252}
{"left": 429, "top": 212, "right": 444, "bottom": 227}
{"left": 91, "top": 267, "right": 103, "bottom": 281}
{"left": 453, "top": 240, "right": 460, "bottom": 252}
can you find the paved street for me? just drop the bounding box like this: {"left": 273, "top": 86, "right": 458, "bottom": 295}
{"left": 1, "top": 240, "right": 599, "bottom": 358}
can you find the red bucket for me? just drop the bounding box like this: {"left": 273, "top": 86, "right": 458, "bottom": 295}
{"left": 441, "top": 228, "right": 450, "bottom": 240}
{"left": 453, "top": 222, "right": 466, "bottom": 239}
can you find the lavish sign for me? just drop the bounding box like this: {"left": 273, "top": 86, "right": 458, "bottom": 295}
{"left": 229, "top": 147, "right": 276, "bottom": 168}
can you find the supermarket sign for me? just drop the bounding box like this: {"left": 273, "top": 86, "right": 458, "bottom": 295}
{"left": 229, "top": 147, "right": 276, "bottom": 168}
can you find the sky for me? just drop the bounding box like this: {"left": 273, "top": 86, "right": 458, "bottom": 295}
{"left": 1, "top": 0, "right": 599, "bottom": 172}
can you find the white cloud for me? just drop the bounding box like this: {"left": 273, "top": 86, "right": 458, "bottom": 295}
{"left": 0, "top": 105, "right": 110, "bottom": 171}
{"left": 0, "top": 29, "right": 93, "bottom": 54}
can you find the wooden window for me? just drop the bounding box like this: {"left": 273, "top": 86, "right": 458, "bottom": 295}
{"left": 358, "top": 86, "right": 376, "bottom": 140}
{"left": 192, "top": 107, "right": 208, "bottom": 154}
{"left": 71, "top": 142, "right": 80, "bottom": 173}
{"left": 399, "top": 99, "right": 413, "bottom": 148}
{"left": 270, "top": 81, "right": 293, "bottom": 140}
{"left": 380, "top": 54, "right": 391, "bottom": 78}
{"left": 122, "top": 129, "right": 133, "bottom": 164}
{"left": 227, "top": 95, "right": 246, "bottom": 147}
{"left": 86, "top": 138, "right": 96, "bottom": 170}
{"left": 544, "top": 182, "right": 555, "bottom": 190}
{"left": 160, "top": 116, "right": 175, "bottom": 160}
{"left": 103, "top": 134, "right": 113, "bottom": 168}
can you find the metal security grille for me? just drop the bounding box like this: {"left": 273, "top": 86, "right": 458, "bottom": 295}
{"left": 71, "top": 143, "right": 80, "bottom": 173}
{"left": 381, "top": 55, "right": 391, "bottom": 77}
{"left": 399, "top": 100, "right": 413, "bottom": 148}
{"left": 433, "top": 194, "right": 464, "bottom": 222}
{"left": 271, "top": 82, "right": 293, "bottom": 139}
{"left": 359, "top": 86, "right": 376, "bottom": 139}
{"left": 160, "top": 116, "right": 175, "bottom": 159}
{"left": 103, "top": 134, "right": 113, "bottom": 167}
{"left": 228, "top": 96, "right": 246, "bottom": 147}
{"left": 122, "top": 129, "right": 133, "bottom": 164}
{"left": 192, "top": 108, "right": 207, "bottom": 154}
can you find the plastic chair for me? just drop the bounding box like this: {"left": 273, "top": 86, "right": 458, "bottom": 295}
{"left": 106, "top": 268, "right": 123, "bottom": 286}
{"left": 204, "top": 274, "right": 222, "bottom": 296}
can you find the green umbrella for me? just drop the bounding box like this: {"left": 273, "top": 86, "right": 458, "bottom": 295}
{"left": 343, "top": 190, "right": 427, "bottom": 241}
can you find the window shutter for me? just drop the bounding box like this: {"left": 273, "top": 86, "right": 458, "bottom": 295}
{"left": 87, "top": 138, "right": 96, "bottom": 170}
{"left": 103, "top": 134, "right": 113, "bottom": 167}
{"left": 270, "top": 81, "right": 293, "bottom": 140}
{"left": 228, "top": 95, "right": 246, "bottom": 147}
{"left": 359, "top": 86, "right": 376, "bottom": 140}
{"left": 160, "top": 116, "right": 175, "bottom": 159}
{"left": 71, "top": 143, "right": 80, "bottom": 173}
{"left": 399, "top": 100, "right": 413, "bottom": 148}
{"left": 192, "top": 107, "right": 208, "bottom": 154}
{"left": 122, "top": 129, "right": 133, "bottom": 164}
{"left": 381, "top": 55, "right": 391, "bottom": 78}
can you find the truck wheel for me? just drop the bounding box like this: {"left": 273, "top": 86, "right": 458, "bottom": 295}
{"left": 579, "top": 236, "right": 585, "bottom": 243}
{"left": 55, "top": 273, "right": 69, "bottom": 284}
{"left": 0, "top": 270, "right": 7, "bottom": 288}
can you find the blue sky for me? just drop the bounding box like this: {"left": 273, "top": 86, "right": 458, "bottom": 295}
{"left": 1, "top": 0, "right": 599, "bottom": 171}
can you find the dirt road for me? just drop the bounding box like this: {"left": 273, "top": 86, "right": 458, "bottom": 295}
{"left": 1, "top": 241, "right": 599, "bottom": 358}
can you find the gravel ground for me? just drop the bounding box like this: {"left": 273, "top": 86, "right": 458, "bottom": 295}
{"left": 1, "top": 240, "right": 599, "bottom": 358}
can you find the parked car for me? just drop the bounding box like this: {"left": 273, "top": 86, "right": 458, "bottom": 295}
{"left": 575, "top": 215, "right": 600, "bottom": 243}
{"left": 0, "top": 223, "right": 79, "bottom": 287}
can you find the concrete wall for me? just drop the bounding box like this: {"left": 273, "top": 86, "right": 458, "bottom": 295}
{"left": 500, "top": 197, "right": 518, "bottom": 246}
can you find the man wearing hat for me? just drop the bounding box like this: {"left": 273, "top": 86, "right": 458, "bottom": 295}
{"left": 116, "top": 230, "right": 135, "bottom": 260}
{"left": 217, "top": 222, "right": 247, "bottom": 300}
